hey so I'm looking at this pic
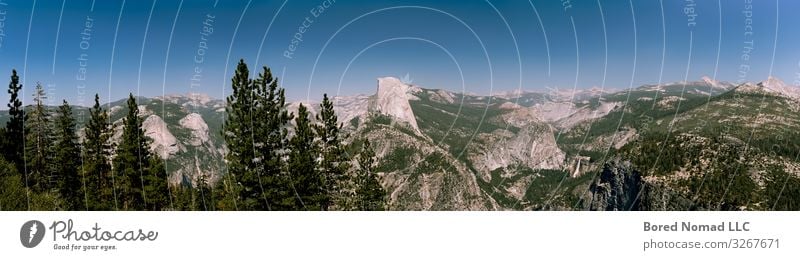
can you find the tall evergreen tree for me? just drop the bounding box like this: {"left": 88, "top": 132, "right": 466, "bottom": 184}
{"left": 3, "top": 69, "right": 24, "bottom": 173}
{"left": 83, "top": 94, "right": 114, "bottom": 210}
{"left": 314, "top": 94, "right": 351, "bottom": 210}
{"left": 253, "top": 66, "right": 293, "bottom": 210}
{"left": 53, "top": 100, "right": 82, "bottom": 210}
{"left": 24, "top": 83, "right": 55, "bottom": 192}
{"left": 113, "top": 94, "right": 149, "bottom": 210}
{"left": 222, "top": 59, "right": 256, "bottom": 210}
{"left": 355, "top": 140, "right": 387, "bottom": 211}
{"left": 113, "top": 94, "right": 170, "bottom": 210}
{"left": 191, "top": 174, "right": 213, "bottom": 211}
{"left": 288, "top": 104, "right": 323, "bottom": 210}
{"left": 144, "top": 156, "right": 171, "bottom": 210}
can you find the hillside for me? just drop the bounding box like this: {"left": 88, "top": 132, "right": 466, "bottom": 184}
{"left": 2, "top": 76, "right": 797, "bottom": 210}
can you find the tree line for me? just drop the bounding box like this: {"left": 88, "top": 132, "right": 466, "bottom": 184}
{"left": 0, "top": 59, "right": 387, "bottom": 211}
{"left": 0, "top": 69, "right": 169, "bottom": 210}
{"left": 204, "top": 59, "right": 385, "bottom": 211}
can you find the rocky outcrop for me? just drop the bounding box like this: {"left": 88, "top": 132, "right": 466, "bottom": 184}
{"left": 587, "top": 159, "right": 644, "bottom": 211}
{"left": 476, "top": 125, "right": 565, "bottom": 172}
{"left": 374, "top": 77, "right": 421, "bottom": 134}
{"left": 359, "top": 123, "right": 494, "bottom": 210}
{"left": 531, "top": 101, "right": 620, "bottom": 130}
{"left": 332, "top": 94, "right": 370, "bottom": 128}
{"left": 179, "top": 113, "right": 210, "bottom": 146}
{"left": 143, "top": 115, "right": 181, "bottom": 159}
{"left": 735, "top": 77, "right": 800, "bottom": 100}
{"left": 585, "top": 159, "right": 693, "bottom": 211}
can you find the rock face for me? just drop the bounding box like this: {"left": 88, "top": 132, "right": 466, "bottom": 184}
{"left": 360, "top": 125, "right": 495, "bottom": 210}
{"left": 45, "top": 75, "right": 799, "bottom": 210}
{"left": 587, "top": 159, "right": 644, "bottom": 211}
{"left": 584, "top": 158, "right": 699, "bottom": 211}
{"left": 700, "top": 76, "right": 733, "bottom": 90}
{"left": 143, "top": 115, "right": 181, "bottom": 159}
{"left": 475, "top": 123, "right": 565, "bottom": 172}
{"left": 532, "top": 101, "right": 619, "bottom": 130}
{"left": 179, "top": 113, "right": 210, "bottom": 146}
{"left": 758, "top": 77, "right": 800, "bottom": 100}
{"left": 332, "top": 94, "right": 370, "bottom": 128}
{"left": 734, "top": 77, "right": 800, "bottom": 100}
{"left": 100, "top": 94, "right": 226, "bottom": 186}
{"left": 374, "top": 77, "right": 421, "bottom": 134}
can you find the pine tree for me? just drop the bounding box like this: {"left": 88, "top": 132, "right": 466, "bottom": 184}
{"left": 355, "top": 140, "right": 387, "bottom": 211}
{"left": 113, "top": 94, "right": 148, "bottom": 210}
{"left": 24, "top": 83, "right": 55, "bottom": 192}
{"left": 192, "top": 174, "right": 213, "bottom": 211}
{"left": 53, "top": 100, "right": 82, "bottom": 210}
{"left": 222, "top": 59, "right": 256, "bottom": 210}
{"left": 288, "top": 104, "right": 323, "bottom": 210}
{"left": 113, "top": 94, "right": 170, "bottom": 210}
{"left": 3, "top": 69, "right": 24, "bottom": 173}
{"left": 314, "top": 94, "right": 351, "bottom": 210}
{"left": 144, "top": 156, "right": 171, "bottom": 210}
{"left": 253, "top": 66, "right": 293, "bottom": 210}
{"left": 83, "top": 94, "right": 114, "bottom": 210}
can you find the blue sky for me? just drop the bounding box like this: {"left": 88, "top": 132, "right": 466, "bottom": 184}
{"left": 0, "top": 0, "right": 797, "bottom": 105}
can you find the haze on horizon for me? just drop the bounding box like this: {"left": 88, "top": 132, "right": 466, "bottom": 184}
{"left": 0, "top": 0, "right": 796, "bottom": 106}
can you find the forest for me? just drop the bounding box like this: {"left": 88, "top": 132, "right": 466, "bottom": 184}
{"left": 0, "top": 60, "right": 386, "bottom": 211}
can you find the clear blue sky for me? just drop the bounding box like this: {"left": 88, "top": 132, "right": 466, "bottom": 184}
{"left": 0, "top": 0, "right": 797, "bottom": 105}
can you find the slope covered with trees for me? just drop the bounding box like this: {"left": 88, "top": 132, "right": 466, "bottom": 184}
{"left": 0, "top": 60, "right": 387, "bottom": 211}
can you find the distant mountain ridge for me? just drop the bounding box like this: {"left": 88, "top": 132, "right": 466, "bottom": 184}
{"left": 1, "top": 76, "right": 797, "bottom": 210}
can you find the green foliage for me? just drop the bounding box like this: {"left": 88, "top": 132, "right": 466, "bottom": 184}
{"left": 315, "top": 94, "right": 352, "bottom": 210}
{"left": 113, "top": 94, "right": 171, "bottom": 210}
{"left": 288, "top": 104, "right": 323, "bottom": 210}
{"left": 3, "top": 69, "right": 24, "bottom": 172}
{"left": 28, "top": 190, "right": 64, "bottom": 211}
{"left": 622, "top": 132, "right": 685, "bottom": 175}
{"left": 474, "top": 165, "right": 589, "bottom": 210}
{"left": 371, "top": 114, "right": 393, "bottom": 125}
{"left": 251, "top": 65, "right": 294, "bottom": 210}
{"left": 0, "top": 60, "right": 391, "bottom": 212}
{"left": 144, "top": 157, "right": 171, "bottom": 210}
{"left": 192, "top": 174, "right": 215, "bottom": 211}
{"left": 349, "top": 116, "right": 360, "bottom": 128}
{"left": 410, "top": 99, "right": 512, "bottom": 158}
{"left": 222, "top": 59, "right": 256, "bottom": 210}
{"left": 53, "top": 100, "right": 82, "bottom": 210}
{"left": 621, "top": 129, "right": 758, "bottom": 210}
{"left": 374, "top": 145, "right": 415, "bottom": 172}
{"left": 560, "top": 92, "right": 710, "bottom": 145}
{"left": 24, "top": 83, "right": 55, "bottom": 192}
{"left": 762, "top": 165, "right": 800, "bottom": 210}
{"left": 0, "top": 157, "right": 26, "bottom": 210}
{"left": 688, "top": 165, "right": 756, "bottom": 211}
{"left": 82, "top": 94, "right": 114, "bottom": 210}
{"left": 355, "top": 140, "right": 386, "bottom": 210}
{"left": 218, "top": 60, "right": 368, "bottom": 211}
{"left": 0, "top": 155, "right": 65, "bottom": 211}
{"left": 750, "top": 131, "right": 800, "bottom": 160}
{"left": 113, "top": 94, "right": 148, "bottom": 210}
{"left": 212, "top": 178, "right": 239, "bottom": 210}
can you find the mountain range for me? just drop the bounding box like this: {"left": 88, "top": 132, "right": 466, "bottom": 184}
{"left": 3, "top": 76, "right": 798, "bottom": 210}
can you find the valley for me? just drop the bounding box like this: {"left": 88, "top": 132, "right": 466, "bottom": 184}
{"left": 3, "top": 76, "right": 798, "bottom": 210}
